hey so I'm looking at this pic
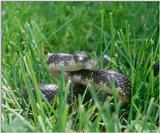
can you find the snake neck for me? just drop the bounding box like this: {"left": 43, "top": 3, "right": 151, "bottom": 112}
{"left": 67, "top": 69, "right": 130, "bottom": 104}
{"left": 68, "top": 70, "right": 131, "bottom": 93}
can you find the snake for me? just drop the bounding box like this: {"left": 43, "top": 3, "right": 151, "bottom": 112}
{"left": 39, "top": 51, "right": 132, "bottom": 104}
{"left": 37, "top": 51, "right": 159, "bottom": 104}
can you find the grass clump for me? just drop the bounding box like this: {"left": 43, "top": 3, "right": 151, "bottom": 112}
{"left": 2, "top": 2, "right": 159, "bottom": 132}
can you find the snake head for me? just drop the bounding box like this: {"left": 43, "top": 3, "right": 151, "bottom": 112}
{"left": 48, "top": 52, "right": 85, "bottom": 73}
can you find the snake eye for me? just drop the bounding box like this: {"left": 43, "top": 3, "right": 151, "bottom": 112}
{"left": 74, "top": 51, "right": 91, "bottom": 63}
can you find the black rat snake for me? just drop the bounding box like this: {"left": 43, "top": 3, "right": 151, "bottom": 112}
{"left": 37, "top": 51, "right": 159, "bottom": 104}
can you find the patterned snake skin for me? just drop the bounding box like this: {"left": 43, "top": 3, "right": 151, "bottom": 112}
{"left": 39, "top": 52, "right": 159, "bottom": 104}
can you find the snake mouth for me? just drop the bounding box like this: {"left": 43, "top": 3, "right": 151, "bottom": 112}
{"left": 48, "top": 63, "right": 84, "bottom": 72}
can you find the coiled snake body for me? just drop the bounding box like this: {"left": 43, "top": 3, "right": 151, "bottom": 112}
{"left": 40, "top": 52, "right": 132, "bottom": 104}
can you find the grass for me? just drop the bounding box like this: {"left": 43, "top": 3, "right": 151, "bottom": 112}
{"left": 2, "top": 2, "right": 159, "bottom": 132}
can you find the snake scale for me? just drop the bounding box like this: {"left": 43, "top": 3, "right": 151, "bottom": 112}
{"left": 37, "top": 51, "right": 159, "bottom": 104}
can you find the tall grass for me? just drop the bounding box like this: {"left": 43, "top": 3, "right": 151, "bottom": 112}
{"left": 2, "top": 2, "right": 159, "bottom": 132}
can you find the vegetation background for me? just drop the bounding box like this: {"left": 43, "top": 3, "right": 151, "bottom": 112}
{"left": 2, "top": 2, "right": 159, "bottom": 132}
